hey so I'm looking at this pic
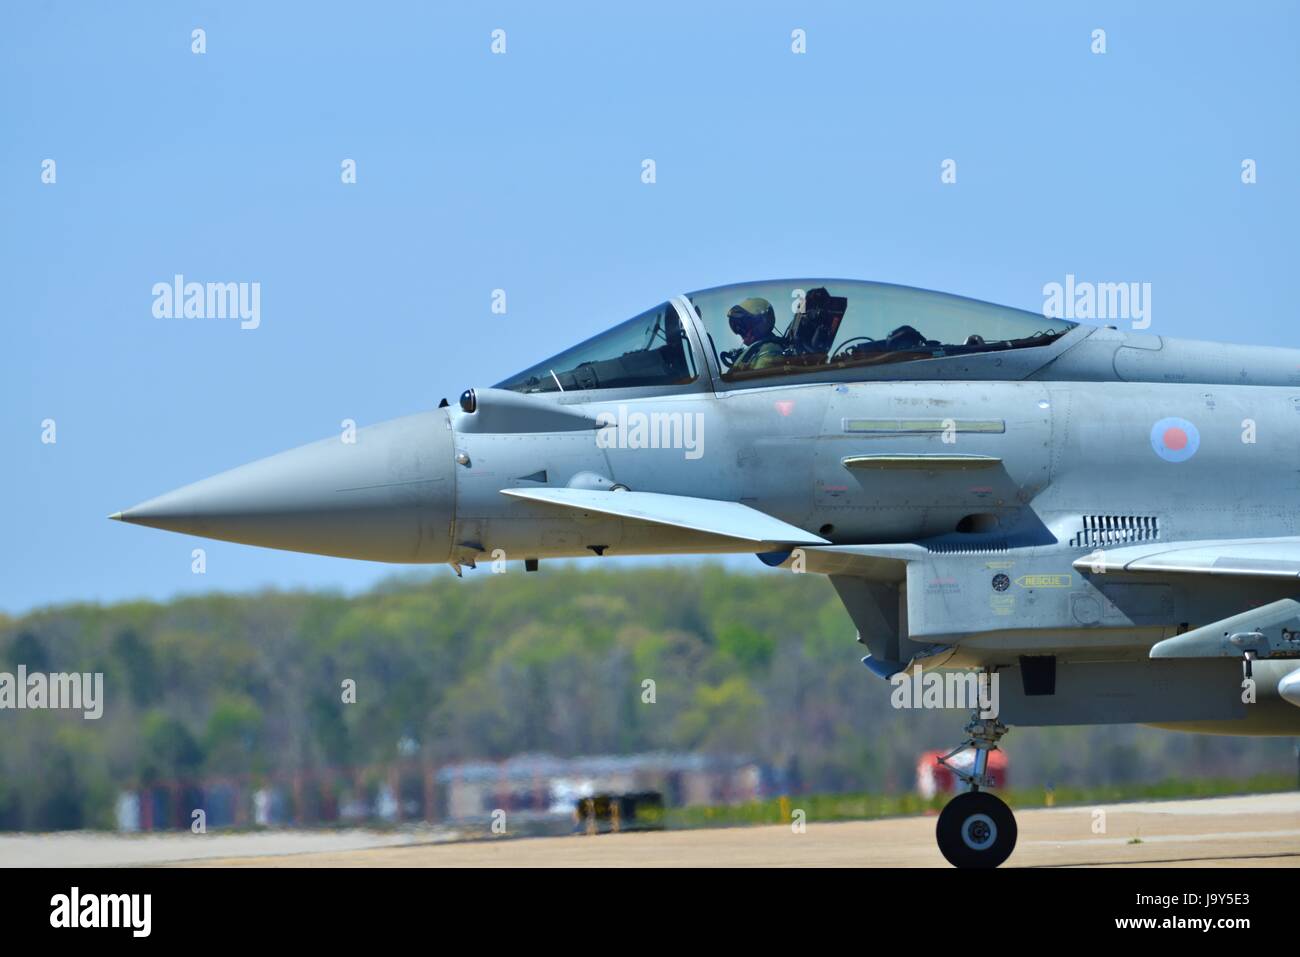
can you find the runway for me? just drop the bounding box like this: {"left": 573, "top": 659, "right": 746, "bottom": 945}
{"left": 186, "top": 793, "right": 1300, "bottom": 868}
{"left": 4, "top": 793, "right": 1295, "bottom": 867}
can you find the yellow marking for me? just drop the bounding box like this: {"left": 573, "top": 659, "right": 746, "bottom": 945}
{"left": 990, "top": 595, "right": 1016, "bottom": 616}
{"left": 843, "top": 418, "right": 1006, "bottom": 434}
{"left": 1015, "top": 574, "right": 1072, "bottom": 588}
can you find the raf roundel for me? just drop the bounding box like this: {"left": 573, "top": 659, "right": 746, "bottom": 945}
{"left": 1150, "top": 417, "right": 1200, "bottom": 462}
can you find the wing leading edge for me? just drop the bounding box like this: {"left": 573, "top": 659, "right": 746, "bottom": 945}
{"left": 1071, "top": 537, "right": 1300, "bottom": 579}
{"left": 500, "top": 488, "right": 830, "bottom": 546}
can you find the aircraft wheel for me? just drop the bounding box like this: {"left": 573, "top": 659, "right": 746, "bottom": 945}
{"left": 936, "top": 791, "right": 1017, "bottom": 868}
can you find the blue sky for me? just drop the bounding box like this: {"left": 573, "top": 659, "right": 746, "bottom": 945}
{"left": 2, "top": 2, "right": 1296, "bottom": 613}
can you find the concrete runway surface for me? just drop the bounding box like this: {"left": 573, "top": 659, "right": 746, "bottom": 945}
{"left": 190, "top": 793, "right": 1300, "bottom": 868}
{"left": 3, "top": 793, "right": 1297, "bottom": 867}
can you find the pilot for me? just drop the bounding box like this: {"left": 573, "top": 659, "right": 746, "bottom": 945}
{"left": 727, "top": 298, "right": 785, "bottom": 371}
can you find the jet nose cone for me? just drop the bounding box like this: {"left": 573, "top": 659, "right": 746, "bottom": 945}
{"left": 115, "top": 410, "right": 457, "bottom": 563}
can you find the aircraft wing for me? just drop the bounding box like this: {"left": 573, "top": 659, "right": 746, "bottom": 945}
{"left": 500, "top": 488, "right": 830, "bottom": 545}
{"left": 1071, "top": 537, "right": 1300, "bottom": 579}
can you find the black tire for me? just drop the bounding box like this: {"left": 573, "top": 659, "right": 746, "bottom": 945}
{"left": 936, "top": 791, "right": 1017, "bottom": 868}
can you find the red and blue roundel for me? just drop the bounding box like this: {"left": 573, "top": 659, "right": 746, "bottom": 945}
{"left": 1150, "top": 417, "right": 1200, "bottom": 462}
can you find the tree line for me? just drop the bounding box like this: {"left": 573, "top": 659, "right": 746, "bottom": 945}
{"left": 0, "top": 565, "right": 1292, "bottom": 830}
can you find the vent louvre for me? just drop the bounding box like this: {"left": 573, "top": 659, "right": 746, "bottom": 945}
{"left": 926, "top": 541, "right": 1010, "bottom": 555}
{"left": 1070, "top": 515, "right": 1159, "bottom": 548}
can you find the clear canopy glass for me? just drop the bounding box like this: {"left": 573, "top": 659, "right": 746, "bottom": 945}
{"left": 495, "top": 301, "right": 698, "bottom": 394}
{"left": 685, "top": 279, "right": 1075, "bottom": 384}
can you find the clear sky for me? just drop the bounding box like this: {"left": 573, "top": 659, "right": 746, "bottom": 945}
{"left": 2, "top": 2, "right": 1296, "bottom": 613}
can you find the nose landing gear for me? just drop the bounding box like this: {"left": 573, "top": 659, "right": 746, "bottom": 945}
{"left": 934, "top": 713, "right": 1017, "bottom": 868}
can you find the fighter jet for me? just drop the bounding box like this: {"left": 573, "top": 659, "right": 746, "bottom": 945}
{"left": 112, "top": 278, "right": 1300, "bottom": 867}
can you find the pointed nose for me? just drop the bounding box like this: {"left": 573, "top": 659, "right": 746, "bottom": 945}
{"left": 113, "top": 410, "right": 457, "bottom": 563}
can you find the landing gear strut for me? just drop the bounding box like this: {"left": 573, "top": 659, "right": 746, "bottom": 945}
{"left": 935, "top": 711, "right": 1017, "bottom": 868}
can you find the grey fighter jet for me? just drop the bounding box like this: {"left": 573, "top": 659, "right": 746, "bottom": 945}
{"left": 112, "top": 279, "right": 1300, "bottom": 867}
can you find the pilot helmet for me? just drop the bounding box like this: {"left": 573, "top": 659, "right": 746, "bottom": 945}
{"left": 727, "top": 297, "right": 776, "bottom": 340}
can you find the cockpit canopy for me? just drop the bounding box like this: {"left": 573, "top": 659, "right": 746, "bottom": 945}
{"left": 494, "top": 300, "right": 698, "bottom": 395}
{"left": 494, "top": 280, "right": 1075, "bottom": 394}
{"left": 689, "top": 279, "right": 1075, "bottom": 383}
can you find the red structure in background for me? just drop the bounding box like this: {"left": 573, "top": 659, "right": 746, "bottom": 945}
{"left": 915, "top": 748, "right": 1008, "bottom": 799}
